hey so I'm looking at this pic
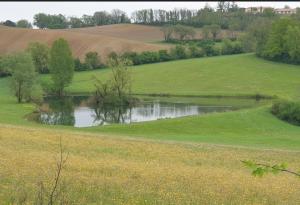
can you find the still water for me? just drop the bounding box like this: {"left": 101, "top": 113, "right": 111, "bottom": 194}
{"left": 36, "top": 96, "right": 266, "bottom": 127}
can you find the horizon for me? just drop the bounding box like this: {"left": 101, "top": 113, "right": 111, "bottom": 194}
{"left": 0, "top": 1, "right": 300, "bottom": 23}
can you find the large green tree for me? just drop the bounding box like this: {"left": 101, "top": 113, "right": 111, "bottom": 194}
{"left": 49, "top": 38, "right": 74, "bottom": 96}
{"left": 263, "top": 18, "right": 297, "bottom": 60}
{"left": 285, "top": 25, "right": 300, "bottom": 63}
{"left": 2, "top": 52, "right": 39, "bottom": 103}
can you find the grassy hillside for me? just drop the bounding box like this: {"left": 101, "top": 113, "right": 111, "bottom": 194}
{"left": 0, "top": 125, "right": 299, "bottom": 204}
{"left": 0, "top": 25, "right": 170, "bottom": 60}
{"left": 61, "top": 53, "right": 300, "bottom": 99}
{"left": 85, "top": 107, "right": 300, "bottom": 150}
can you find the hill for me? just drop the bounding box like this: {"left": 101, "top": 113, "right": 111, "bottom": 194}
{"left": 62, "top": 53, "right": 300, "bottom": 99}
{"left": 0, "top": 25, "right": 170, "bottom": 60}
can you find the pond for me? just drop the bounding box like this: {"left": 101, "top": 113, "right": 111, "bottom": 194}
{"left": 34, "top": 96, "right": 270, "bottom": 128}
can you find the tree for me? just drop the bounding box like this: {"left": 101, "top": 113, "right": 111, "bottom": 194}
{"left": 94, "top": 56, "right": 133, "bottom": 105}
{"left": 285, "top": 25, "right": 300, "bottom": 63}
{"left": 111, "top": 9, "right": 128, "bottom": 24}
{"left": 173, "top": 24, "right": 196, "bottom": 41}
{"left": 69, "top": 17, "right": 83, "bottom": 28}
{"left": 262, "top": 8, "right": 275, "bottom": 17}
{"left": 243, "top": 18, "right": 272, "bottom": 55}
{"left": 33, "top": 13, "right": 68, "bottom": 29}
{"left": 3, "top": 20, "right": 16, "bottom": 27}
{"left": 2, "top": 52, "right": 38, "bottom": 103}
{"left": 27, "top": 42, "right": 50, "bottom": 73}
{"left": 209, "top": 24, "right": 221, "bottom": 40}
{"left": 33, "top": 13, "right": 50, "bottom": 29}
{"left": 48, "top": 14, "right": 68, "bottom": 29}
{"left": 49, "top": 38, "right": 74, "bottom": 96}
{"left": 202, "top": 25, "right": 211, "bottom": 40}
{"left": 160, "top": 25, "right": 174, "bottom": 41}
{"left": 81, "top": 14, "right": 95, "bottom": 27}
{"left": 85, "top": 51, "right": 101, "bottom": 69}
{"left": 263, "top": 18, "right": 296, "bottom": 60}
{"left": 107, "top": 56, "right": 133, "bottom": 99}
{"left": 16, "top": 19, "right": 32, "bottom": 28}
{"left": 93, "top": 11, "right": 111, "bottom": 25}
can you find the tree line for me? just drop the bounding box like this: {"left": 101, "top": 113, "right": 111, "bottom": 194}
{"left": 243, "top": 14, "right": 300, "bottom": 64}
{"left": 0, "top": 2, "right": 283, "bottom": 30}
{"left": 131, "top": 2, "right": 277, "bottom": 31}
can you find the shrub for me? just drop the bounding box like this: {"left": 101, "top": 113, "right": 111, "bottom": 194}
{"left": 138, "top": 51, "right": 160, "bottom": 64}
{"left": 170, "top": 45, "right": 188, "bottom": 59}
{"left": 212, "top": 44, "right": 222, "bottom": 56}
{"left": 188, "top": 45, "right": 205, "bottom": 58}
{"left": 121, "top": 51, "right": 140, "bottom": 65}
{"left": 221, "top": 39, "right": 243, "bottom": 55}
{"left": 74, "top": 58, "right": 89, "bottom": 71}
{"left": 158, "top": 49, "right": 173, "bottom": 61}
{"left": 85, "top": 51, "right": 102, "bottom": 69}
{"left": 197, "top": 40, "right": 215, "bottom": 56}
{"left": 271, "top": 100, "right": 300, "bottom": 125}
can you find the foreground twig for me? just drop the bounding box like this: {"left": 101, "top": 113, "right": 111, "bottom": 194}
{"left": 48, "top": 137, "right": 69, "bottom": 205}
{"left": 241, "top": 160, "right": 300, "bottom": 177}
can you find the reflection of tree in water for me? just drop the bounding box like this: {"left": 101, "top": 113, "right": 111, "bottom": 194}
{"left": 40, "top": 97, "right": 75, "bottom": 126}
{"left": 92, "top": 103, "right": 132, "bottom": 125}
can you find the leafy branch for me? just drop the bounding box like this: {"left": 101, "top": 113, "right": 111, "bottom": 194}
{"left": 241, "top": 160, "right": 300, "bottom": 178}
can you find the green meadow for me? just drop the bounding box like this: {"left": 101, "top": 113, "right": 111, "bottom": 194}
{"left": 0, "top": 53, "right": 300, "bottom": 150}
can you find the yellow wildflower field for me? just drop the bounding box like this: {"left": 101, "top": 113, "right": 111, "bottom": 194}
{"left": 0, "top": 125, "right": 299, "bottom": 204}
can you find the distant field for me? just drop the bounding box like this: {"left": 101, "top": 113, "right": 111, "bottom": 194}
{"left": 0, "top": 24, "right": 240, "bottom": 61}
{"left": 0, "top": 24, "right": 170, "bottom": 60}
{"left": 64, "top": 24, "right": 238, "bottom": 43}
{"left": 0, "top": 125, "right": 299, "bottom": 204}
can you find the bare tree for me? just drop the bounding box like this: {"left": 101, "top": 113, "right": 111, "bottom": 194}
{"left": 160, "top": 25, "right": 174, "bottom": 41}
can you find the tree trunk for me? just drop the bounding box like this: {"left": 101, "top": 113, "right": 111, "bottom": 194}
{"left": 18, "top": 83, "right": 22, "bottom": 103}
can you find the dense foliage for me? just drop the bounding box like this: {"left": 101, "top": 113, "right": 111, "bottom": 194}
{"left": 271, "top": 100, "right": 300, "bottom": 126}
{"left": 1, "top": 52, "right": 42, "bottom": 103}
{"left": 247, "top": 17, "right": 300, "bottom": 64}
{"left": 33, "top": 10, "right": 130, "bottom": 29}
{"left": 261, "top": 18, "right": 300, "bottom": 64}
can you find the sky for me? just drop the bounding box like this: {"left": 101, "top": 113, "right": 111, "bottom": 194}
{"left": 0, "top": 1, "right": 300, "bottom": 22}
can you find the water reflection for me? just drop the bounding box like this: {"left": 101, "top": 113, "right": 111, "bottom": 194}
{"left": 38, "top": 96, "right": 234, "bottom": 127}
{"left": 40, "top": 97, "right": 75, "bottom": 126}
